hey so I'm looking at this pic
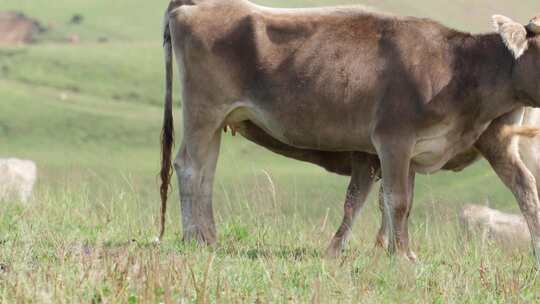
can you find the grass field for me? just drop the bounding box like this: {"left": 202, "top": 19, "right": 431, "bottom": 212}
{"left": 1, "top": 0, "right": 540, "bottom": 302}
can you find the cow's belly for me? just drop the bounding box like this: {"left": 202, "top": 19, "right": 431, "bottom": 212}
{"left": 226, "top": 104, "right": 375, "bottom": 152}
{"left": 227, "top": 104, "right": 489, "bottom": 174}
{"left": 412, "top": 141, "right": 460, "bottom": 173}
{"left": 411, "top": 123, "right": 490, "bottom": 174}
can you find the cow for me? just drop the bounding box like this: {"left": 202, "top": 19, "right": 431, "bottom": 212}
{"left": 158, "top": 0, "right": 540, "bottom": 262}
{"left": 0, "top": 158, "right": 37, "bottom": 203}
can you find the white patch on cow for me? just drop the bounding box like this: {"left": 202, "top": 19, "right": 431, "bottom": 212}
{"left": 492, "top": 15, "right": 528, "bottom": 59}
{"left": 0, "top": 158, "right": 37, "bottom": 203}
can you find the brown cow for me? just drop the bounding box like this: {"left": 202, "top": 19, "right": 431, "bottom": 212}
{"left": 159, "top": 0, "right": 540, "bottom": 262}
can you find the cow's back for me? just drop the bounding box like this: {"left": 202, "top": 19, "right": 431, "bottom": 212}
{"left": 169, "top": 0, "right": 460, "bottom": 98}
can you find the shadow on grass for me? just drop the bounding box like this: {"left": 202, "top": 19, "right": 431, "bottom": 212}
{"left": 219, "top": 245, "right": 321, "bottom": 260}
{"left": 162, "top": 235, "right": 322, "bottom": 260}
{"left": 85, "top": 236, "right": 322, "bottom": 261}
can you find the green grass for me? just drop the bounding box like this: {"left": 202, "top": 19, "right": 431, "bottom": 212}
{"left": 1, "top": 0, "right": 540, "bottom": 302}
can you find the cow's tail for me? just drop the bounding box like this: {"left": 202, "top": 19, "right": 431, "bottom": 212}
{"left": 502, "top": 125, "right": 540, "bottom": 138}
{"left": 158, "top": 8, "right": 174, "bottom": 243}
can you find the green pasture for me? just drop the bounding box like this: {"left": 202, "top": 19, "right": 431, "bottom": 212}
{"left": 1, "top": 0, "right": 539, "bottom": 302}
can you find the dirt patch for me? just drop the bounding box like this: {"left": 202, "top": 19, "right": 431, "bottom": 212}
{"left": 0, "top": 11, "right": 46, "bottom": 46}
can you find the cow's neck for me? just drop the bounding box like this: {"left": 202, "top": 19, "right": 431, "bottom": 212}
{"left": 454, "top": 32, "right": 523, "bottom": 121}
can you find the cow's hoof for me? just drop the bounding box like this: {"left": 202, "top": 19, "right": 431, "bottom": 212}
{"left": 374, "top": 236, "right": 388, "bottom": 250}
{"left": 183, "top": 228, "right": 217, "bottom": 246}
{"left": 394, "top": 249, "right": 418, "bottom": 263}
{"left": 325, "top": 245, "right": 342, "bottom": 259}
{"left": 325, "top": 237, "right": 346, "bottom": 259}
{"left": 386, "top": 248, "right": 418, "bottom": 263}
{"left": 406, "top": 250, "right": 418, "bottom": 263}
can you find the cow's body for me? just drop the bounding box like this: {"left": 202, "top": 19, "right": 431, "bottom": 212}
{"left": 159, "top": 0, "right": 540, "bottom": 262}
{"left": 0, "top": 158, "right": 36, "bottom": 203}
{"left": 171, "top": 1, "right": 515, "bottom": 172}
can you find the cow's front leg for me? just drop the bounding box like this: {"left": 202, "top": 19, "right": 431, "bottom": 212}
{"left": 375, "top": 173, "right": 416, "bottom": 254}
{"left": 375, "top": 185, "right": 389, "bottom": 248}
{"left": 375, "top": 135, "right": 416, "bottom": 261}
{"left": 326, "top": 153, "right": 380, "bottom": 258}
{"left": 476, "top": 122, "right": 540, "bottom": 263}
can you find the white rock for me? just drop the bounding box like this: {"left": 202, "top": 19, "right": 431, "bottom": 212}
{"left": 0, "top": 158, "right": 37, "bottom": 202}
{"left": 459, "top": 204, "right": 530, "bottom": 246}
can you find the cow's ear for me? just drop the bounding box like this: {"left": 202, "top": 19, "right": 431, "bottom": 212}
{"left": 493, "top": 15, "right": 528, "bottom": 59}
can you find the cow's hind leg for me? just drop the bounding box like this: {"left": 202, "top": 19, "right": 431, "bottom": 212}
{"left": 326, "top": 153, "right": 380, "bottom": 258}
{"left": 476, "top": 112, "right": 540, "bottom": 263}
{"left": 175, "top": 135, "right": 221, "bottom": 245}
{"left": 175, "top": 91, "right": 226, "bottom": 245}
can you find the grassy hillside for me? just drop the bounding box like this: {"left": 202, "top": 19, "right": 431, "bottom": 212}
{"left": 1, "top": 0, "right": 539, "bottom": 302}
